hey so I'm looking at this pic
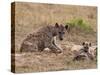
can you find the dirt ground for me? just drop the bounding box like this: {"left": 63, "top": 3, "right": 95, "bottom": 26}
{"left": 12, "top": 45, "right": 97, "bottom": 73}
{"left": 11, "top": 2, "right": 97, "bottom": 73}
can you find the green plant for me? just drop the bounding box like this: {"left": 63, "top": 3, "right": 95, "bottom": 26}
{"left": 66, "top": 18, "right": 93, "bottom": 33}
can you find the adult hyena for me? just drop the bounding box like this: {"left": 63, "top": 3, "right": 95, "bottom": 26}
{"left": 20, "top": 23, "right": 69, "bottom": 53}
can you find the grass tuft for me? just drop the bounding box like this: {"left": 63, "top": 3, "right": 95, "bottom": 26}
{"left": 66, "top": 18, "right": 93, "bottom": 33}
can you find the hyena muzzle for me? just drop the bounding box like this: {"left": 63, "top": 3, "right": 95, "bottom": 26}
{"left": 20, "top": 23, "right": 69, "bottom": 53}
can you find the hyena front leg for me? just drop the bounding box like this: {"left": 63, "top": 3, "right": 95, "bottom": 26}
{"left": 52, "top": 37, "right": 63, "bottom": 52}
{"left": 47, "top": 37, "right": 62, "bottom": 53}
{"left": 48, "top": 44, "right": 62, "bottom": 53}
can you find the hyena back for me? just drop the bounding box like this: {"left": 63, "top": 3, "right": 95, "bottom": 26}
{"left": 20, "top": 23, "right": 69, "bottom": 53}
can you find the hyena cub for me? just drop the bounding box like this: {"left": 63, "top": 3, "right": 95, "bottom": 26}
{"left": 71, "top": 42, "right": 94, "bottom": 61}
{"left": 20, "top": 23, "right": 69, "bottom": 53}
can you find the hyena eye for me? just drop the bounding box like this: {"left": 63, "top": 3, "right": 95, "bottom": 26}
{"left": 63, "top": 32, "right": 65, "bottom": 34}
{"left": 59, "top": 32, "right": 65, "bottom": 34}
{"left": 59, "top": 32, "right": 61, "bottom": 34}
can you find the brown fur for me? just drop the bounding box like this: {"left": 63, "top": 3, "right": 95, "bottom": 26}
{"left": 20, "top": 23, "right": 69, "bottom": 53}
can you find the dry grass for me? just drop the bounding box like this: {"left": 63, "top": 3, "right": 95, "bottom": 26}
{"left": 12, "top": 45, "right": 97, "bottom": 73}
{"left": 12, "top": 2, "right": 97, "bottom": 73}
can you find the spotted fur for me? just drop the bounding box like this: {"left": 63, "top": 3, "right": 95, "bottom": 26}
{"left": 20, "top": 23, "right": 69, "bottom": 53}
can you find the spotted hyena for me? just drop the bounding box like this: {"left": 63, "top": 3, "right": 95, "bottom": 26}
{"left": 20, "top": 23, "right": 69, "bottom": 53}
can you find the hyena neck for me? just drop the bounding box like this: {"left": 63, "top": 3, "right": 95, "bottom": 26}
{"left": 36, "top": 25, "right": 58, "bottom": 39}
{"left": 48, "top": 26, "right": 58, "bottom": 35}
{"left": 43, "top": 25, "right": 58, "bottom": 38}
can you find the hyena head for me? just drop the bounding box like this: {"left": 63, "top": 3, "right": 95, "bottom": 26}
{"left": 82, "top": 42, "right": 91, "bottom": 52}
{"left": 54, "top": 23, "right": 69, "bottom": 40}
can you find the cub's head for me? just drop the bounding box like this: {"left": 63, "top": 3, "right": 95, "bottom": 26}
{"left": 82, "top": 42, "right": 91, "bottom": 52}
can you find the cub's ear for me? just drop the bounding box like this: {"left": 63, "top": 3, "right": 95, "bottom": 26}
{"left": 89, "top": 43, "right": 91, "bottom": 46}
{"left": 55, "top": 23, "right": 59, "bottom": 28}
{"left": 82, "top": 42, "right": 85, "bottom": 46}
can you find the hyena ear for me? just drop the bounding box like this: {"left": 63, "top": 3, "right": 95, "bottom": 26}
{"left": 82, "top": 42, "right": 85, "bottom": 46}
{"left": 65, "top": 25, "right": 68, "bottom": 30}
{"left": 89, "top": 43, "right": 91, "bottom": 46}
{"left": 65, "top": 25, "right": 70, "bottom": 33}
{"left": 55, "top": 23, "right": 59, "bottom": 28}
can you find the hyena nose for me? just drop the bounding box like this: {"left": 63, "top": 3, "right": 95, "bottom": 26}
{"left": 60, "top": 38, "right": 63, "bottom": 40}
